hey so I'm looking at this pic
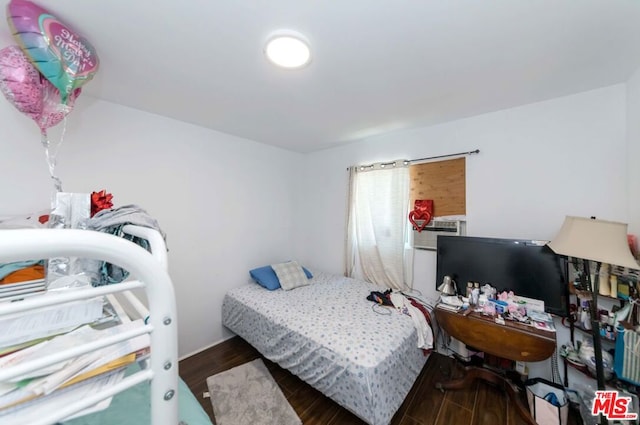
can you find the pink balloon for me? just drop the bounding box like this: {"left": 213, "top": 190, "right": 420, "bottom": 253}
{"left": 38, "top": 83, "right": 81, "bottom": 132}
{"left": 0, "top": 45, "right": 80, "bottom": 133}
{"left": 0, "top": 45, "right": 42, "bottom": 121}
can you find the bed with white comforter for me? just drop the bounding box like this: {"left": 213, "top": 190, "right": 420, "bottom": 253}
{"left": 222, "top": 271, "right": 430, "bottom": 425}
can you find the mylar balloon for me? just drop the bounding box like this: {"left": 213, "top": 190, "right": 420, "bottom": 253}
{"left": 0, "top": 45, "right": 42, "bottom": 122}
{"left": 6, "top": 0, "right": 99, "bottom": 104}
{"left": 39, "top": 83, "right": 81, "bottom": 133}
{"left": 0, "top": 45, "right": 81, "bottom": 134}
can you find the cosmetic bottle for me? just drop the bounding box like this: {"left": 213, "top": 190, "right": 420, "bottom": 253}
{"left": 466, "top": 282, "right": 473, "bottom": 298}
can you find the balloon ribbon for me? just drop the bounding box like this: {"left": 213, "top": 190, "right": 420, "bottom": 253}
{"left": 40, "top": 116, "right": 67, "bottom": 194}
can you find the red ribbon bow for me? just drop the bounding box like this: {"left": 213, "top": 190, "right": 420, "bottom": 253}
{"left": 91, "top": 190, "right": 113, "bottom": 217}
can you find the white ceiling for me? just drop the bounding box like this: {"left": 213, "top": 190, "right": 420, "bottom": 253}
{"left": 3, "top": 1, "right": 640, "bottom": 153}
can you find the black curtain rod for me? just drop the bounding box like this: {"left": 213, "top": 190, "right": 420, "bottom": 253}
{"left": 409, "top": 149, "right": 480, "bottom": 163}
{"left": 348, "top": 149, "right": 480, "bottom": 171}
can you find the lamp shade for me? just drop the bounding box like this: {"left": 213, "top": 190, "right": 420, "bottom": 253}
{"left": 548, "top": 216, "right": 639, "bottom": 270}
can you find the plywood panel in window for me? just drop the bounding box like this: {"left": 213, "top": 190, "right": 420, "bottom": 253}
{"left": 409, "top": 157, "right": 465, "bottom": 216}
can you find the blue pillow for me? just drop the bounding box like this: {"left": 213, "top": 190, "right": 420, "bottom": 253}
{"left": 249, "top": 264, "right": 312, "bottom": 290}
{"left": 302, "top": 266, "right": 312, "bottom": 279}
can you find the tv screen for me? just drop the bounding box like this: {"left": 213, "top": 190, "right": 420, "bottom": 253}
{"left": 436, "top": 235, "right": 568, "bottom": 317}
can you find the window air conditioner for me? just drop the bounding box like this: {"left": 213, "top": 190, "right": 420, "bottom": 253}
{"left": 412, "top": 220, "right": 466, "bottom": 250}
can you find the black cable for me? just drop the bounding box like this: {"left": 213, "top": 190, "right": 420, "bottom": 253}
{"left": 371, "top": 303, "right": 392, "bottom": 315}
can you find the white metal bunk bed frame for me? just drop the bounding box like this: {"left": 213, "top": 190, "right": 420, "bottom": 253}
{"left": 0, "top": 225, "right": 178, "bottom": 425}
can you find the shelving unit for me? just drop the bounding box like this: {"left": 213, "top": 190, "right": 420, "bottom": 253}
{"left": 563, "top": 324, "right": 616, "bottom": 387}
{"left": 562, "top": 275, "right": 635, "bottom": 389}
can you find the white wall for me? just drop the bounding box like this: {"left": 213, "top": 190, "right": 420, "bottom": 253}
{"left": 0, "top": 95, "right": 302, "bottom": 357}
{"left": 297, "top": 84, "right": 629, "bottom": 382}
{"left": 627, "top": 66, "right": 640, "bottom": 237}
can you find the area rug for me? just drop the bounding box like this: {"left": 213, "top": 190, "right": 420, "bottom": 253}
{"left": 206, "top": 358, "right": 301, "bottom": 425}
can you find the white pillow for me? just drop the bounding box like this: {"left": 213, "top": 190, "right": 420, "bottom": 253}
{"left": 271, "top": 261, "right": 309, "bottom": 290}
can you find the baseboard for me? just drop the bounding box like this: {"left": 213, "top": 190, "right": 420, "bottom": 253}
{"left": 178, "top": 334, "right": 237, "bottom": 361}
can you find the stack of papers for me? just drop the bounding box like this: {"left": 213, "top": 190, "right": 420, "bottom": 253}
{"left": 437, "top": 303, "right": 461, "bottom": 312}
{"left": 440, "top": 295, "right": 463, "bottom": 307}
{"left": 0, "top": 297, "right": 104, "bottom": 349}
{"left": 438, "top": 295, "right": 464, "bottom": 312}
{"left": 0, "top": 320, "right": 150, "bottom": 419}
{"left": 0, "top": 369, "right": 126, "bottom": 425}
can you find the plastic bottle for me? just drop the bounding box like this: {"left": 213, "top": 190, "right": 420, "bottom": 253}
{"left": 580, "top": 299, "right": 592, "bottom": 330}
{"left": 610, "top": 275, "right": 618, "bottom": 298}
{"left": 471, "top": 283, "right": 480, "bottom": 305}
{"left": 598, "top": 264, "right": 610, "bottom": 296}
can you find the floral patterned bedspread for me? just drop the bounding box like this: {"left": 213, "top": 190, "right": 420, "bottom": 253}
{"left": 222, "top": 271, "right": 429, "bottom": 425}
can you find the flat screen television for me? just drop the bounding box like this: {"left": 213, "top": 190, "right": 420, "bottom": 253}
{"left": 436, "top": 235, "right": 568, "bottom": 317}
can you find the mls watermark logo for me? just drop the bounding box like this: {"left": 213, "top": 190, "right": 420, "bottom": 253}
{"left": 592, "top": 390, "right": 638, "bottom": 420}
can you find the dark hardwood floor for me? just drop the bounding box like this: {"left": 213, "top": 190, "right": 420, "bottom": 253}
{"left": 178, "top": 336, "right": 546, "bottom": 425}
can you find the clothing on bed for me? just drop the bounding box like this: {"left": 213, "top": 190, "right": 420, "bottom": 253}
{"left": 389, "top": 292, "right": 434, "bottom": 351}
{"left": 366, "top": 289, "right": 434, "bottom": 353}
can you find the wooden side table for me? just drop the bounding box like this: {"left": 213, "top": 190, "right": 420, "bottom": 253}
{"left": 434, "top": 306, "right": 557, "bottom": 425}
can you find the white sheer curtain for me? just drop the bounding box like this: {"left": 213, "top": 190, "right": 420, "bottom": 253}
{"left": 345, "top": 160, "right": 412, "bottom": 290}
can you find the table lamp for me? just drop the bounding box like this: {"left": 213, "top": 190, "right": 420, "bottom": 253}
{"left": 437, "top": 275, "right": 457, "bottom": 296}
{"left": 548, "top": 216, "right": 639, "bottom": 395}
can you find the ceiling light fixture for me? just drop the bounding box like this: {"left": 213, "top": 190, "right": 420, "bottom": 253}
{"left": 265, "top": 30, "right": 311, "bottom": 69}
